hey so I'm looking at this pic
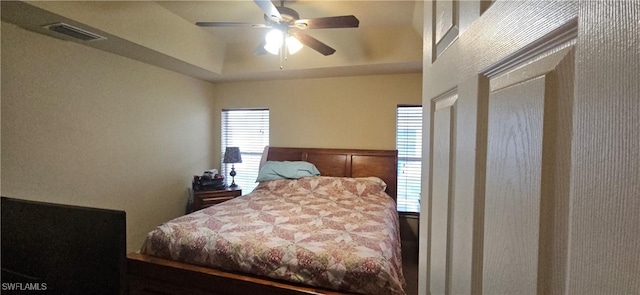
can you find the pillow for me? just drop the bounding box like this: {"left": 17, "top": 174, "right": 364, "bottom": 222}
{"left": 256, "top": 161, "right": 321, "bottom": 182}
{"left": 357, "top": 176, "right": 388, "bottom": 191}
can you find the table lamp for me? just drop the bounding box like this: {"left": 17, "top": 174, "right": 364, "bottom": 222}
{"left": 223, "top": 147, "right": 242, "bottom": 187}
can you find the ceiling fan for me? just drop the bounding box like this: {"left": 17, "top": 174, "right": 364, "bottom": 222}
{"left": 196, "top": 0, "right": 359, "bottom": 57}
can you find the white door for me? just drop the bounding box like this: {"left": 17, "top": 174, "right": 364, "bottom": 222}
{"left": 418, "top": 1, "right": 640, "bottom": 294}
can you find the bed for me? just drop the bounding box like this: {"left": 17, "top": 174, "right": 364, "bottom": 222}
{"left": 128, "top": 147, "right": 404, "bottom": 295}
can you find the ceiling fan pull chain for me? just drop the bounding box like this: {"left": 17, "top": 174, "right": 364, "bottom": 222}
{"left": 284, "top": 36, "right": 289, "bottom": 62}
{"left": 280, "top": 32, "right": 286, "bottom": 69}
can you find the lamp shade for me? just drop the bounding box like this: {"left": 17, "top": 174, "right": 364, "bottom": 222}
{"left": 287, "top": 35, "right": 303, "bottom": 54}
{"left": 223, "top": 147, "right": 242, "bottom": 164}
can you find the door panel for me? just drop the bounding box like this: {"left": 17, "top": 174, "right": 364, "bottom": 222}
{"left": 483, "top": 76, "right": 545, "bottom": 294}
{"left": 433, "top": 0, "right": 459, "bottom": 59}
{"left": 429, "top": 93, "right": 458, "bottom": 294}
{"left": 482, "top": 47, "right": 576, "bottom": 294}
{"left": 430, "top": 106, "right": 451, "bottom": 295}
{"left": 420, "top": 1, "right": 584, "bottom": 294}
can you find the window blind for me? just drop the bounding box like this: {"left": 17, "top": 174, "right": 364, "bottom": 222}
{"left": 396, "top": 105, "right": 422, "bottom": 213}
{"left": 221, "top": 109, "right": 269, "bottom": 193}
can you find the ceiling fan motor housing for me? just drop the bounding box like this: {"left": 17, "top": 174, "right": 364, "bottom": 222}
{"left": 264, "top": 6, "right": 299, "bottom": 25}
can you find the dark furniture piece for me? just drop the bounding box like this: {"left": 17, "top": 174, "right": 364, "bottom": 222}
{"left": 1, "top": 196, "right": 127, "bottom": 295}
{"left": 192, "top": 187, "right": 242, "bottom": 212}
{"left": 127, "top": 147, "right": 398, "bottom": 295}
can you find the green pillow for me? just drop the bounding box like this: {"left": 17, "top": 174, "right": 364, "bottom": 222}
{"left": 256, "top": 161, "right": 321, "bottom": 182}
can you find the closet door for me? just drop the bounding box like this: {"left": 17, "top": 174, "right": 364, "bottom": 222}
{"left": 418, "top": 0, "right": 639, "bottom": 294}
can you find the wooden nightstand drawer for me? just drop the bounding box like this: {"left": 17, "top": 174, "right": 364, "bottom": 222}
{"left": 192, "top": 188, "right": 241, "bottom": 212}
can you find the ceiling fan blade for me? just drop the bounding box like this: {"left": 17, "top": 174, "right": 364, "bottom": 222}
{"left": 292, "top": 32, "right": 336, "bottom": 56}
{"left": 196, "top": 22, "right": 269, "bottom": 28}
{"left": 254, "top": 0, "right": 282, "bottom": 22}
{"left": 294, "top": 15, "right": 360, "bottom": 29}
{"left": 253, "top": 40, "right": 268, "bottom": 55}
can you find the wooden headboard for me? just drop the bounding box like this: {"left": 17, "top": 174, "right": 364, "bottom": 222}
{"left": 265, "top": 147, "right": 398, "bottom": 202}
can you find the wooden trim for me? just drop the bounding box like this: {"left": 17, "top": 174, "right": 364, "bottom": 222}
{"left": 128, "top": 253, "right": 350, "bottom": 295}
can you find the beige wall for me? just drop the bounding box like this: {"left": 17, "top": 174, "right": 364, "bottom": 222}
{"left": 1, "top": 22, "right": 217, "bottom": 252}
{"left": 210, "top": 73, "right": 422, "bottom": 166}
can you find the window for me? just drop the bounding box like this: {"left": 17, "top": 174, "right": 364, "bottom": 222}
{"left": 396, "top": 105, "right": 422, "bottom": 213}
{"left": 221, "top": 109, "right": 269, "bottom": 193}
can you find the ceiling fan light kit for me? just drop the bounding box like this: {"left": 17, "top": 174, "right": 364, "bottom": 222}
{"left": 284, "top": 35, "right": 303, "bottom": 54}
{"left": 264, "top": 29, "right": 302, "bottom": 55}
{"left": 264, "top": 29, "right": 284, "bottom": 55}
{"left": 196, "top": 0, "right": 359, "bottom": 68}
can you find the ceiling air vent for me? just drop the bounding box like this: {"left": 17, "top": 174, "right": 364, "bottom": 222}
{"left": 43, "top": 23, "right": 106, "bottom": 41}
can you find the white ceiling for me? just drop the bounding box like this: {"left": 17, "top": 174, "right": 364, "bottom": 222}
{"left": 1, "top": 1, "right": 424, "bottom": 82}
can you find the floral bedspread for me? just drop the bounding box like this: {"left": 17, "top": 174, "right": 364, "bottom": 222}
{"left": 141, "top": 176, "right": 406, "bottom": 295}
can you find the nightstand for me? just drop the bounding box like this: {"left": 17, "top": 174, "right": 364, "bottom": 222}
{"left": 192, "top": 187, "right": 242, "bottom": 212}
